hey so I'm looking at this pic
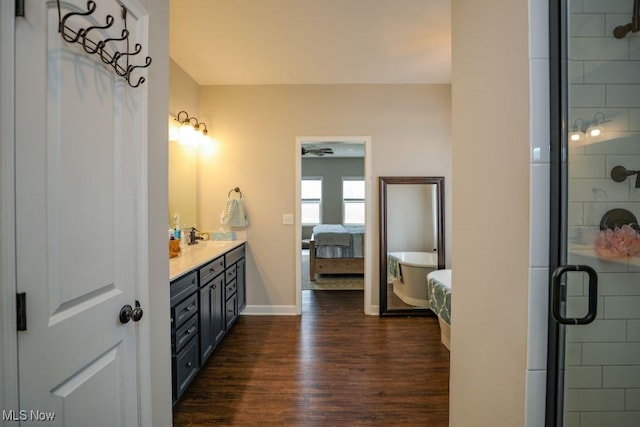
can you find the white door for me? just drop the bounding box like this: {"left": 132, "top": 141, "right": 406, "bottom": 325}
{"left": 15, "top": 1, "right": 150, "bottom": 425}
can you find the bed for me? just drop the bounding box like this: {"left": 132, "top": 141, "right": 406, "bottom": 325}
{"left": 309, "top": 224, "right": 365, "bottom": 280}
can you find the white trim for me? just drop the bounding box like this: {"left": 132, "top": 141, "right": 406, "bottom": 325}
{"left": 295, "top": 136, "right": 374, "bottom": 316}
{"left": 363, "top": 139, "right": 373, "bottom": 315}
{"left": 241, "top": 305, "right": 298, "bottom": 315}
{"left": 0, "top": 0, "right": 19, "bottom": 420}
{"left": 119, "top": 1, "right": 153, "bottom": 425}
{"left": 295, "top": 143, "right": 303, "bottom": 314}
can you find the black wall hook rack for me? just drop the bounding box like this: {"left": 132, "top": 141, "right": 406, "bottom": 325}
{"left": 56, "top": 0, "right": 152, "bottom": 88}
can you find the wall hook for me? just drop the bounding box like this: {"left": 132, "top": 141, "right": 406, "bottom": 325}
{"left": 56, "top": 0, "right": 152, "bottom": 88}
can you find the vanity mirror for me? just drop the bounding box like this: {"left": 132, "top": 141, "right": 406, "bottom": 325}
{"left": 379, "top": 177, "right": 445, "bottom": 316}
{"left": 168, "top": 141, "right": 197, "bottom": 229}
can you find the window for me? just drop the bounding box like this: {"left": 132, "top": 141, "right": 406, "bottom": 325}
{"left": 342, "top": 177, "right": 365, "bottom": 225}
{"left": 301, "top": 178, "right": 322, "bottom": 225}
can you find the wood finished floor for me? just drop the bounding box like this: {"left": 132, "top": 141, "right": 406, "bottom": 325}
{"left": 172, "top": 290, "right": 450, "bottom": 426}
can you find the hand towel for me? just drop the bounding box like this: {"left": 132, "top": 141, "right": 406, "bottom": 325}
{"left": 222, "top": 199, "right": 248, "bottom": 227}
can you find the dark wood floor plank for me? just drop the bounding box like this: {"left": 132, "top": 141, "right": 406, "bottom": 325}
{"left": 173, "top": 290, "right": 450, "bottom": 426}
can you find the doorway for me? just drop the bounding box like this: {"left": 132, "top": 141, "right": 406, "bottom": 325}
{"left": 295, "top": 137, "right": 373, "bottom": 315}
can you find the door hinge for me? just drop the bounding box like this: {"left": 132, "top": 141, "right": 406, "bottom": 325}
{"left": 16, "top": 292, "right": 26, "bottom": 331}
{"left": 15, "top": 0, "right": 25, "bottom": 17}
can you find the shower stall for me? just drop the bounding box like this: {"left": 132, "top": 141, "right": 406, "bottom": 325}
{"left": 548, "top": 0, "right": 640, "bottom": 426}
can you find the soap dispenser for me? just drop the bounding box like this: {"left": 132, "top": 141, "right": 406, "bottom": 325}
{"left": 180, "top": 229, "right": 189, "bottom": 247}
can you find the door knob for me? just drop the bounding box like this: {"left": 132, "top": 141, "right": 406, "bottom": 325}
{"left": 119, "top": 300, "right": 144, "bottom": 324}
{"left": 119, "top": 304, "right": 133, "bottom": 324}
{"left": 131, "top": 300, "right": 144, "bottom": 322}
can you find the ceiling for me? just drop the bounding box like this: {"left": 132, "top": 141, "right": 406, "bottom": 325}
{"left": 169, "top": 0, "right": 451, "bottom": 86}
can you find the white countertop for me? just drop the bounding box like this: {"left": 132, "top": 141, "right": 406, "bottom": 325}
{"left": 169, "top": 239, "right": 246, "bottom": 281}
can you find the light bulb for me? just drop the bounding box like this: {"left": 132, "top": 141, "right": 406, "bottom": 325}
{"left": 587, "top": 126, "right": 602, "bottom": 138}
{"left": 192, "top": 130, "right": 205, "bottom": 148}
{"left": 168, "top": 117, "right": 181, "bottom": 141}
{"left": 569, "top": 131, "right": 582, "bottom": 142}
{"left": 200, "top": 135, "right": 217, "bottom": 156}
{"left": 178, "top": 123, "right": 197, "bottom": 146}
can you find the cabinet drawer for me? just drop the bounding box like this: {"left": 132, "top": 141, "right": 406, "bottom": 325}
{"left": 174, "top": 314, "right": 198, "bottom": 353}
{"left": 225, "top": 266, "right": 237, "bottom": 283}
{"left": 225, "top": 244, "right": 245, "bottom": 266}
{"left": 225, "top": 294, "right": 237, "bottom": 329}
{"left": 170, "top": 272, "right": 197, "bottom": 306}
{"left": 225, "top": 280, "right": 237, "bottom": 300}
{"left": 175, "top": 337, "right": 199, "bottom": 400}
{"left": 199, "top": 256, "right": 224, "bottom": 286}
{"left": 173, "top": 293, "right": 198, "bottom": 329}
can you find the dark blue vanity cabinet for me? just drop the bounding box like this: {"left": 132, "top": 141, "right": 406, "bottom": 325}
{"left": 170, "top": 271, "right": 199, "bottom": 404}
{"left": 170, "top": 243, "right": 246, "bottom": 405}
{"left": 225, "top": 244, "right": 246, "bottom": 322}
{"left": 199, "top": 257, "right": 225, "bottom": 364}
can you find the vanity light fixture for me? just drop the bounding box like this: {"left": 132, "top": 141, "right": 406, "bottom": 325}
{"left": 568, "top": 113, "right": 609, "bottom": 142}
{"left": 170, "top": 110, "right": 212, "bottom": 149}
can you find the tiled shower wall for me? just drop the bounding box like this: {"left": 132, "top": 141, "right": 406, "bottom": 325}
{"left": 526, "top": 0, "right": 551, "bottom": 424}
{"left": 564, "top": 0, "right": 640, "bottom": 426}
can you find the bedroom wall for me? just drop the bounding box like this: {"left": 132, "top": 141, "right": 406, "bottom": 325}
{"left": 301, "top": 157, "right": 365, "bottom": 240}
{"left": 197, "top": 84, "right": 452, "bottom": 311}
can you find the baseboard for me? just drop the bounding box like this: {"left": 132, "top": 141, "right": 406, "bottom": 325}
{"left": 241, "top": 305, "right": 298, "bottom": 315}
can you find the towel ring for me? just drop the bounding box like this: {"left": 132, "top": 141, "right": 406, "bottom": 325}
{"left": 228, "top": 187, "right": 243, "bottom": 199}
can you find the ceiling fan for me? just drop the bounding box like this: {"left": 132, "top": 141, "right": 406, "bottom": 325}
{"left": 301, "top": 146, "right": 334, "bottom": 156}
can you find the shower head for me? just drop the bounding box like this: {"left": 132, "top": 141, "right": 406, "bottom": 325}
{"left": 613, "top": 22, "right": 634, "bottom": 39}
{"left": 613, "top": 0, "right": 640, "bottom": 39}
{"left": 611, "top": 165, "right": 640, "bottom": 188}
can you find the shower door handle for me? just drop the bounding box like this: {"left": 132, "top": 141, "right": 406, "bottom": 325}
{"left": 551, "top": 265, "right": 598, "bottom": 325}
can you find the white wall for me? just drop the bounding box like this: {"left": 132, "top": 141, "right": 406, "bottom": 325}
{"left": 197, "top": 84, "right": 451, "bottom": 309}
{"left": 450, "top": 0, "right": 531, "bottom": 425}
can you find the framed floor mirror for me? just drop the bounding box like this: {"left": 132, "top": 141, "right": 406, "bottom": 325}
{"left": 379, "top": 176, "right": 445, "bottom": 316}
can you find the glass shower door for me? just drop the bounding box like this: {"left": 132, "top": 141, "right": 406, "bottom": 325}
{"left": 548, "top": 0, "right": 640, "bottom": 426}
